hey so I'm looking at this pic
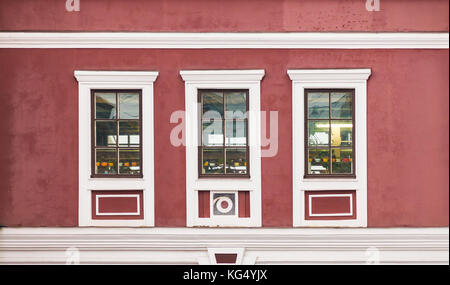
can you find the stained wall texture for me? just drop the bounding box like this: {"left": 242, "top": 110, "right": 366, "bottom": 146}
{"left": 0, "top": 49, "right": 448, "bottom": 227}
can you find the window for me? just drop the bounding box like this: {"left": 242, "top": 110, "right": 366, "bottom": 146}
{"left": 92, "top": 90, "right": 142, "bottom": 177}
{"left": 75, "top": 70, "right": 158, "bottom": 227}
{"left": 180, "top": 69, "right": 264, "bottom": 227}
{"left": 288, "top": 69, "right": 370, "bottom": 227}
{"left": 199, "top": 90, "right": 249, "bottom": 177}
{"left": 305, "top": 89, "right": 355, "bottom": 178}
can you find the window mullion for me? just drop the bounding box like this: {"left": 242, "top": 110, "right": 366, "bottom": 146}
{"left": 223, "top": 91, "right": 226, "bottom": 174}
{"left": 328, "top": 92, "right": 332, "bottom": 175}
{"left": 116, "top": 92, "right": 120, "bottom": 174}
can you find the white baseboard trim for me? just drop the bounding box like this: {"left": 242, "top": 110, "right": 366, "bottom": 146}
{"left": 0, "top": 227, "right": 448, "bottom": 265}
{"left": 0, "top": 32, "right": 448, "bottom": 49}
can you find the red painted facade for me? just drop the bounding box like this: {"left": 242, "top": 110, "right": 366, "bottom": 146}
{"left": 0, "top": 1, "right": 448, "bottom": 228}
{"left": 0, "top": 0, "right": 448, "bottom": 32}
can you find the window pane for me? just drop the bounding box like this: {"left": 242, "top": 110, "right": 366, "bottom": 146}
{"left": 119, "top": 121, "right": 140, "bottom": 147}
{"left": 307, "top": 149, "right": 330, "bottom": 175}
{"left": 332, "top": 148, "right": 353, "bottom": 174}
{"left": 225, "top": 91, "right": 246, "bottom": 119}
{"left": 119, "top": 93, "right": 140, "bottom": 119}
{"left": 95, "top": 149, "right": 117, "bottom": 175}
{"left": 331, "top": 92, "right": 352, "bottom": 119}
{"left": 225, "top": 120, "right": 246, "bottom": 146}
{"left": 202, "top": 148, "right": 224, "bottom": 174}
{"left": 202, "top": 92, "right": 223, "bottom": 119}
{"left": 308, "top": 92, "right": 329, "bottom": 119}
{"left": 225, "top": 149, "right": 247, "bottom": 174}
{"left": 202, "top": 120, "right": 223, "bottom": 146}
{"left": 95, "top": 93, "right": 116, "bottom": 119}
{"left": 308, "top": 120, "right": 329, "bottom": 146}
{"left": 331, "top": 120, "right": 353, "bottom": 147}
{"left": 119, "top": 149, "right": 141, "bottom": 175}
{"left": 96, "top": 121, "right": 117, "bottom": 147}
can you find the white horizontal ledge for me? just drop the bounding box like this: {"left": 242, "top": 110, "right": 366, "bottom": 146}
{"left": 288, "top": 68, "right": 372, "bottom": 82}
{"left": 180, "top": 69, "right": 265, "bottom": 82}
{"left": 0, "top": 32, "right": 448, "bottom": 49}
{"left": 1, "top": 227, "right": 447, "bottom": 264}
{"left": 74, "top": 70, "right": 159, "bottom": 84}
{"left": 0, "top": 227, "right": 447, "bottom": 248}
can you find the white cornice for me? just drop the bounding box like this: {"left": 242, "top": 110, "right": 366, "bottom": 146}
{"left": 74, "top": 70, "right": 159, "bottom": 84}
{"left": 0, "top": 32, "right": 448, "bottom": 49}
{"left": 180, "top": 69, "right": 265, "bottom": 82}
{"left": 287, "top": 68, "right": 372, "bottom": 82}
{"left": 0, "top": 228, "right": 448, "bottom": 264}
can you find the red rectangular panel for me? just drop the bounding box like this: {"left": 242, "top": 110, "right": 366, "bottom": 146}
{"left": 92, "top": 190, "right": 144, "bottom": 220}
{"left": 198, "top": 191, "right": 210, "bottom": 218}
{"left": 215, "top": 254, "right": 237, "bottom": 264}
{"left": 305, "top": 190, "right": 356, "bottom": 220}
{"left": 238, "top": 191, "right": 250, "bottom": 218}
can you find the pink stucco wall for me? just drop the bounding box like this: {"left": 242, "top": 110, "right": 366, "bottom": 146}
{"left": 0, "top": 49, "right": 448, "bottom": 227}
{"left": 0, "top": 0, "right": 448, "bottom": 32}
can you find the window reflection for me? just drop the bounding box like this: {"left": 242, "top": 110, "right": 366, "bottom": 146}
{"left": 199, "top": 90, "right": 249, "bottom": 176}
{"left": 93, "top": 91, "right": 142, "bottom": 177}
{"left": 119, "top": 93, "right": 140, "bottom": 119}
{"left": 305, "top": 90, "right": 354, "bottom": 177}
{"left": 95, "top": 93, "right": 116, "bottom": 119}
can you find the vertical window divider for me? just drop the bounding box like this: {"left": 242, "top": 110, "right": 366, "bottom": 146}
{"left": 223, "top": 91, "right": 226, "bottom": 174}
{"left": 328, "top": 91, "right": 332, "bottom": 174}
{"left": 116, "top": 92, "right": 120, "bottom": 174}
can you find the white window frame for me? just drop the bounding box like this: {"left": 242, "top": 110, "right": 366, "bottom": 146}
{"left": 74, "top": 71, "right": 158, "bottom": 227}
{"left": 288, "top": 69, "right": 371, "bottom": 227}
{"left": 180, "top": 70, "right": 264, "bottom": 227}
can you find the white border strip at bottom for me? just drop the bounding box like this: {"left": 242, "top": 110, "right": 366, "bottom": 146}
{"left": 0, "top": 227, "right": 448, "bottom": 265}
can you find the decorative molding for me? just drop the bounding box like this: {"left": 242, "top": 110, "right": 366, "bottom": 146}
{"left": 180, "top": 69, "right": 264, "bottom": 227}
{"left": 0, "top": 32, "right": 448, "bottom": 49}
{"left": 95, "top": 194, "right": 141, "bottom": 216}
{"left": 74, "top": 71, "right": 159, "bottom": 84}
{"left": 0, "top": 227, "right": 448, "bottom": 265}
{"left": 75, "top": 70, "right": 158, "bottom": 227}
{"left": 289, "top": 68, "right": 371, "bottom": 227}
{"left": 287, "top": 69, "right": 372, "bottom": 82}
{"left": 180, "top": 70, "right": 265, "bottom": 82}
{"left": 308, "top": 194, "right": 353, "bottom": 217}
{"left": 206, "top": 248, "right": 245, "bottom": 265}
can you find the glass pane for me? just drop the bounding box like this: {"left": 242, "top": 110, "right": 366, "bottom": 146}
{"left": 95, "top": 93, "right": 116, "bottom": 119}
{"left": 95, "top": 149, "right": 117, "bottom": 175}
{"left": 225, "top": 120, "right": 246, "bottom": 146}
{"left": 225, "top": 149, "right": 247, "bottom": 175}
{"left": 202, "top": 148, "right": 224, "bottom": 174}
{"left": 119, "top": 149, "right": 141, "bottom": 175}
{"left": 213, "top": 193, "right": 236, "bottom": 216}
{"left": 202, "top": 92, "right": 223, "bottom": 119}
{"left": 332, "top": 148, "right": 353, "bottom": 174}
{"left": 225, "top": 91, "right": 247, "bottom": 119}
{"left": 331, "top": 92, "right": 352, "bottom": 119}
{"left": 308, "top": 92, "right": 329, "bottom": 119}
{"left": 96, "top": 121, "right": 117, "bottom": 147}
{"left": 202, "top": 120, "right": 223, "bottom": 146}
{"left": 308, "top": 120, "right": 329, "bottom": 146}
{"left": 331, "top": 120, "right": 353, "bottom": 147}
{"left": 307, "top": 149, "right": 330, "bottom": 175}
{"left": 119, "top": 121, "right": 140, "bottom": 147}
{"left": 119, "top": 93, "right": 140, "bottom": 119}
